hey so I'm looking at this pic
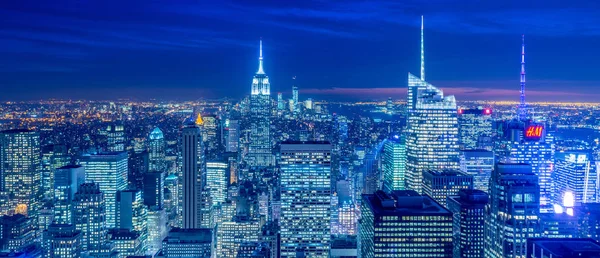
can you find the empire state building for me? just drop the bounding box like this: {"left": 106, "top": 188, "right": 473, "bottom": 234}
{"left": 247, "top": 39, "right": 274, "bottom": 167}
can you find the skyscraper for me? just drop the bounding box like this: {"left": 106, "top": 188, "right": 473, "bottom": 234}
{"left": 279, "top": 141, "right": 331, "bottom": 257}
{"left": 277, "top": 92, "right": 284, "bottom": 111}
{"left": 73, "top": 183, "right": 108, "bottom": 255}
{"left": 405, "top": 17, "right": 460, "bottom": 193}
{"left": 0, "top": 129, "right": 41, "bottom": 224}
{"left": 484, "top": 163, "right": 541, "bottom": 258}
{"left": 248, "top": 39, "right": 274, "bottom": 167}
{"left": 422, "top": 169, "right": 473, "bottom": 208}
{"left": 447, "top": 189, "right": 488, "bottom": 258}
{"left": 143, "top": 171, "right": 165, "bottom": 208}
{"left": 458, "top": 107, "right": 493, "bottom": 150}
{"left": 53, "top": 165, "right": 84, "bottom": 225}
{"left": 216, "top": 217, "right": 261, "bottom": 257}
{"left": 202, "top": 115, "right": 220, "bottom": 159}
{"left": 43, "top": 224, "right": 82, "bottom": 258}
{"left": 206, "top": 161, "right": 228, "bottom": 206}
{"left": 115, "top": 189, "right": 148, "bottom": 254}
{"left": 382, "top": 135, "right": 406, "bottom": 192}
{"left": 41, "top": 144, "right": 69, "bottom": 200}
{"left": 148, "top": 127, "right": 167, "bottom": 172}
{"left": 181, "top": 120, "right": 203, "bottom": 229}
{"left": 460, "top": 149, "right": 494, "bottom": 192}
{"left": 359, "top": 190, "right": 453, "bottom": 257}
{"left": 80, "top": 152, "right": 128, "bottom": 228}
{"left": 292, "top": 78, "right": 299, "bottom": 114}
{"left": 162, "top": 228, "right": 213, "bottom": 258}
{"left": 554, "top": 152, "right": 597, "bottom": 206}
{"left": 223, "top": 119, "right": 240, "bottom": 153}
{"left": 106, "top": 122, "right": 125, "bottom": 152}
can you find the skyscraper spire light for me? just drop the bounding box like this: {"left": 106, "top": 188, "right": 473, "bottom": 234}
{"left": 519, "top": 34, "right": 527, "bottom": 121}
{"left": 420, "top": 15, "right": 425, "bottom": 81}
{"left": 257, "top": 38, "right": 265, "bottom": 75}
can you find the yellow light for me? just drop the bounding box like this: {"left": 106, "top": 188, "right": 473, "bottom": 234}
{"left": 195, "top": 113, "right": 204, "bottom": 126}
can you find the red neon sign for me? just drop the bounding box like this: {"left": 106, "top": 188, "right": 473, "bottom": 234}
{"left": 525, "top": 125, "right": 543, "bottom": 138}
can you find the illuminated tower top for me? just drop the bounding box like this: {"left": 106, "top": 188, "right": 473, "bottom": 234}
{"left": 257, "top": 38, "right": 265, "bottom": 75}
{"left": 420, "top": 15, "right": 425, "bottom": 81}
{"left": 519, "top": 35, "right": 527, "bottom": 121}
{"left": 251, "top": 39, "right": 270, "bottom": 95}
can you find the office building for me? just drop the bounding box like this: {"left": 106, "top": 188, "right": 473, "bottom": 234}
{"left": 41, "top": 144, "right": 69, "bottom": 200}
{"left": 106, "top": 122, "right": 125, "bottom": 152}
{"left": 460, "top": 150, "right": 494, "bottom": 192}
{"left": 577, "top": 203, "right": 600, "bottom": 241}
{"left": 540, "top": 212, "right": 579, "bottom": 238}
{"left": 73, "top": 183, "right": 107, "bottom": 255}
{"left": 330, "top": 235, "right": 357, "bottom": 258}
{"left": 162, "top": 228, "right": 212, "bottom": 258}
{"left": 458, "top": 107, "right": 493, "bottom": 150}
{"left": 223, "top": 119, "right": 240, "bottom": 153}
{"left": 279, "top": 141, "right": 331, "bottom": 257}
{"left": 216, "top": 217, "right": 261, "bottom": 257}
{"left": 422, "top": 169, "right": 473, "bottom": 207}
{"left": 206, "top": 161, "right": 228, "bottom": 206}
{"left": 0, "top": 129, "right": 41, "bottom": 223}
{"left": 484, "top": 163, "right": 542, "bottom": 258}
{"left": 447, "top": 189, "right": 488, "bottom": 258}
{"left": 116, "top": 190, "right": 148, "bottom": 254}
{"left": 292, "top": 82, "right": 299, "bottom": 113}
{"left": 148, "top": 127, "right": 167, "bottom": 172}
{"left": 0, "top": 214, "right": 35, "bottom": 252}
{"left": 382, "top": 135, "right": 406, "bottom": 192}
{"left": 359, "top": 190, "right": 453, "bottom": 257}
{"left": 43, "top": 224, "right": 82, "bottom": 258}
{"left": 248, "top": 39, "right": 274, "bottom": 167}
{"left": 181, "top": 120, "right": 203, "bottom": 229}
{"left": 80, "top": 152, "right": 128, "bottom": 229}
{"left": 109, "top": 229, "right": 143, "bottom": 257}
{"left": 202, "top": 114, "right": 220, "bottom": 158}
{"left": 53, "top": 165, "right": 84, "bottom": 224}
{"left": 405, "top": 18, "right": 460, "bottom": 193}
{"left": 146, "top": 207, "right": 167, "bottom": 255}
{"left": 554, "top": 152, "right": 597, "bottom": 206}
{"left": 143, "top": 171, "right": 164, "bottom": 208}
{"left": 527, "top": 238, "right": 600, "bottom": 258}
{"left": 236, "top": 241, "right": 271, "bottom": 258}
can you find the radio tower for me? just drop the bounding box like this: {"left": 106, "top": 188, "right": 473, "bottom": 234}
{"left": 518, "top": 35, "right": 527, "bottom": 121}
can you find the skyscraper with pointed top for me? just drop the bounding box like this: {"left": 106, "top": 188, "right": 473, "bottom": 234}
{"left": 405, "top": 16, "right": 460, "bottom": 193}
{"left": 247, "top": 39, "right": 274, "bottom": 167}
{"left": 519, "top": 35, "right": 528, "bottom": 122}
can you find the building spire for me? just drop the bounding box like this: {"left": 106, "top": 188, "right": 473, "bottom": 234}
{"left": 519, "top": 34, "right": 527, "bottom": 121}
{"left": 420, "top": 15, "right": 425, "bottom": 81}
{"left": 257, "top": 38, "right": 265, "bottom": 74}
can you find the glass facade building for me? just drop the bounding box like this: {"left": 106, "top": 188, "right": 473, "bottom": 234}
{"left": 382, "top": 135, "right": 406, "bottom": 192}
{"left": 73, "top": 183, "right": 107, "bottom": 255}
{"left": 422, "top": 169, "right": 473, "bottom": 208}
{"left": 206, "top": 161, "right": 227, "bottom": 206}
{"left": 460, "top": 150, "right": 494, "bottom": 192}
{"left": 553, "top": 152, "right": 597, "bottom": 205}
{"left": 458, "top": 107, "right": 493, "bottom": 150}
{"left": 148, "top": 127, "right": 167, "bottom": 172}
{"left": 447, "top": 189, "right": 488, "bottom": 258}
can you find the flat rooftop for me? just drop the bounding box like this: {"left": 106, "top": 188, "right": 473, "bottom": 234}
{"left": 530, "top": 238, "right": 600, "bottom": 257}
{"left": 363, "top": 190, "right": 451, "bottom": 216}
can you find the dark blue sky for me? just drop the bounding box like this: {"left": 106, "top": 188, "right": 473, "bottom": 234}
{"left": 2, "top": 0, "right": 600, "bottom": 101}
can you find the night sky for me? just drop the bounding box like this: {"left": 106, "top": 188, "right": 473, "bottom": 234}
{"left": 2, "top": 0, "right": 600, "bottom": 101}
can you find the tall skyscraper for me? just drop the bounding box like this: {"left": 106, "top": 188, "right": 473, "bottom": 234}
{"left": 405, "top": 17, "right": 460, "bottom": 193}
{"left": 41, "top": 144, "right": 69, "bottom": 200}
{"left": 458, "top": 107, "right": 493, "bottom": 150}
{"left": 106, "top": 122, "right": 125, "bottom": 152}
{"left": 80, "top": 151, "right": 128, "bottom": 228}
{"left": 359, "top": 190, "right": 453, "bottom": 257}
{"left": 181, "top": 120, "right": 203, "bottom": 229}
{"left": 0, "top": 129, "right": 41, "bottom": 223}
{"left": 422, "top": 169, "right": 473, "bottom": 208}
{"left": 279, "top": 141, "right": 331, "bottom": 257}
{"left": 148, "top": 127, "right": 167, "bottom": 172}
{"left": 248, "top": 39, "right": 274, "bottom": 167}
{"left": 460, "top": 149, "right": 494, "bottom": 192}
{"left": 382, "top": 135, "right": 406, "bottom": 192}
{"left": 143, "top": 171, "right": 165, "bottom": 208}
{"left": 202, "top": 115, "right": 220, "bottom": 159}
{"left": 53, "top": 165, "right": 84, "bottom": 224}
{"left": 73, "top": 183, "right": 107, "bottom": 255}
{"left": 447, "top": 189, "right": 488, "bottom": 258}
{"left": 116, "top": 189, "right": 148, "bottom": 254}
{"left": 206, "top": 161, "right": 228, "bottom": 206}
{"left": 554, "top": 152, "right": 597, "bottom": 206}
{"left": 292, "top": 77, "right": 299, "bottom": 113}
{"left": 146, "top": 206, "right": 167, "bottom": 255}
{"left": 223, "top": 119, "right": 240, "bottom": 153}
{"left": 277, "top": 92, "right": 284, "bottom": 111}
{"left": 484, "top": 163, "right": 542, "bottom": 258}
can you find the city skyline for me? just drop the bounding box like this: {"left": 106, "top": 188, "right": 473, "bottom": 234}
{"left": 3, "top": 1, "right": 600, "bottom": 101}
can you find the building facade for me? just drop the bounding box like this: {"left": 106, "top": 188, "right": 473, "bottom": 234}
{"left": 447, "top": 189, "right": 488, "bottom": 258}
{"left": 422, "top": 169, "right": 473, "bottom": 208}
{"left": 248, "top": 40, "right": 274, "bottom": 167}
{"left": 382, "top": 135, "right": 406, "bottom": 192}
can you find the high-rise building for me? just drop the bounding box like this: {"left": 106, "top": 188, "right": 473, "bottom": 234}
{"left": 109, "top": 229, "right": 143, "bottom": 257}
{"left": 0, "top": 214, "right": 35, "bottom": 252}
{"left": 405, "top": 17, "right": 460, "bottom": 193}
{"left": 359, "top": 190, "right": 453, "bottom": 257}
{"left": 422, "top": 169, "right": 473, "bottom": 208}
{"left": 43, "top": 224, "right": 82, "bottom": 258}
{"left": 540, "top": 212, "right": 579, "bottom": 239}
{"left": 460, "top": 150, "right": 494, "bottom": 192}
{"left": 143, "top": 171, "right": 164, "bottom": 208}
{"left": 116, "top": 190, "right": 148, "bottom": 242}
{"left": 80, "top": 151, "right": 128, "bottom": 228}
{"left": 458, "top": 107, "right": 493, "bottom": 150}
{"left": 277, "top": 92, "right": 284, "bottom": 111}
{"left": 105, "top": 122, "right": 125, "bottom": 152}
{"left": 279, "top": 141, "right": 331, "bottom": 257}
{"left": 248, "top": 39, "right": 273, "bottom": 167}
{"left": 527, "top": 238, "right": 600, "bottom": 258}
{"left": 73, "top": 183, "right": 107, "bottom": 255}
{"left": 146, "top": 207, "right": 167, "bottom": 255}
{"left": 223, "top": 119, "right": 240, "bottom": 153}
{"left": 180, "top": 120, "right": 203, "bottom": 229}
{"left": 53, "top": 165, "right": 84, "bottom": 224}
{"left": 148, "top": 127, "right": 167, "bottom": 172}
{"left": 202, "top": 115, "right": 220, "bottom": 158}
{"left": 576, "top": 203, "right": 600, "bottom": 241}
{"left": 447, "top": 189, "right": 488, "bottom": 258}
{"left": 216, "top": 217, "right": 261, "bottom": 258}
{"left": 0, "top": 129, "right": 41, "bottom": 223}
{"left": 41, "top": 144, "right": 69, "bottom": 200}
{"left": 292, "top": 78, "right": 299, "bottom": 114}
{"left": 382, "top": 135, "right": 406, "bottom": 192}
{"left": 554, "top": 152, "right": 597, "bottom": 206}
{"left": 484, "top": 163, "right": 542, "bottom": 258}
{"left": 206, "top": 161, "right": 227, "bottom": 206}
{"left": 162, "top": 228, "right": 212, "bottom": 258}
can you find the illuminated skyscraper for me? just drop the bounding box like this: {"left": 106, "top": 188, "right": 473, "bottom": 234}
{"left": 80, "top": 152, "right": 128, "bottom": 228}
{"left": 359, "top": 190, "right": 453, "bottom": 257}
{"left": 41, "top": 144, "right": 69, "bottom": 200}
{"left": 554, "top": 152, "right": 597, "bottom": 206}
{"left": 148, "top": 127, "right": 167, "bottom": 172}
{"left": 180, "top": 120, "right": 203, "bottom": 228}
{"left": 277, "top": 92, "right": 284, "bottom": 111}
{"left": 0, "top": 129, "right": 41, "bottom": 224}
{"left": 143, "top": 171, "right": 164, "bottom": 208}
{"left": 248, "top": 39, "right": 273, "bottom": 167}
{"left": 279, "top": 141, "right": 331, "bottom": 257}
{"left": 484, "top": 163, "right": 541, "bottom": 258}
{"left": 146, "top": 206, "right": 167, "bottom": 255}
{"left": 53, "top": 165, "right": 84, "bottom": 225}
{"left": 106, "top": 122, "right": 125, "bottom": 152}
{"left": 448, "top": 189, "right": 488, "bottom": 258}
{"left": 460, "top": 150, "right": 494, "bottom": 192}
{"left": 73, "top": 183, "right": 107, "bottom": 255}
{"left": 382, "top": 135, "right": 406, "bottom": 192}
{"left": 206, "top": 161, "right": 227, "bottom": 206}
{"left": 216, "top": 217, "right": 261, "bottom": 257}
{"left": 202, "top": 115, "right": 220, "bottom": 159}
{"left": 458, "top": 107, "right": 493, "bottom": 150}
{"left": 224, "top": 119, "right": 240, "bottom": 153}
{"left": 405, "top": 17, "right": 460, "bottom": 193}
{"left": 422, "top": 169, "right": 473, "bottom": 208}
{"left": 292, "top": 78, "right": 299, "bottom": 113}
{"left": 116, "top": 189, "right": 148, "bottom": 254}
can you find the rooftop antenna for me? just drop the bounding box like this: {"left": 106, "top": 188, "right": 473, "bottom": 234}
{"left": 420, "top": 15, "right": 425, "bottom": 81}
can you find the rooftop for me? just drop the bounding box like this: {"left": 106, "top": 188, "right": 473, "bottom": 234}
{"left": 529, "top": 238, "right": 600, "bottom": 257}
{"left": 363, "top": 190, "right": 451, "bottom": 216}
